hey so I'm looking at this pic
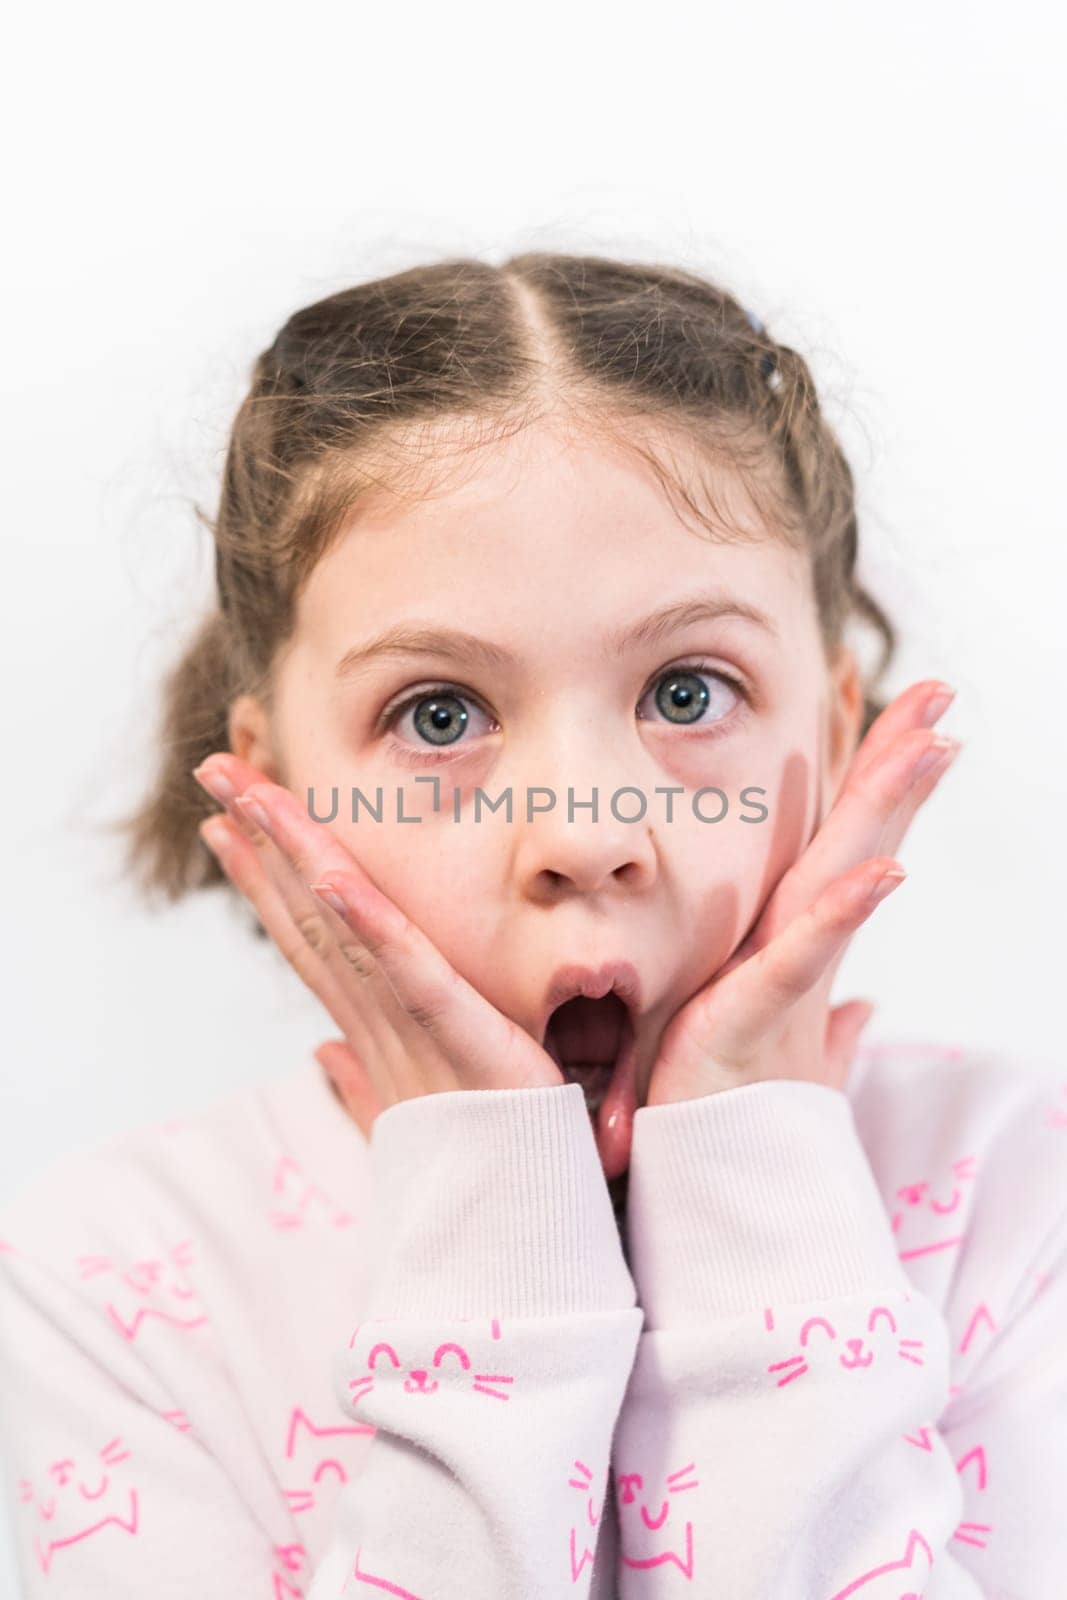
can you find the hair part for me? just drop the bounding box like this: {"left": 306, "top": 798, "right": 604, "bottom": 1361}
{"left": 111, "top": 251, "right": 897, "bottom": 919}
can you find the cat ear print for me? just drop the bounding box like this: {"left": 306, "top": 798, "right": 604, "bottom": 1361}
{"left": 824, "top": 1000, "right": 876, "bottom": 1089}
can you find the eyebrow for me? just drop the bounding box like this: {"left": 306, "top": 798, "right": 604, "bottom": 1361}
{"left": 334, "top": 590, "right": 779, "bottom": 681}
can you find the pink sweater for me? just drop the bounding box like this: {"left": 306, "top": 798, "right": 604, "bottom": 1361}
{"left": 1, "top": 1039, "right": 1066, "bottom": 1598}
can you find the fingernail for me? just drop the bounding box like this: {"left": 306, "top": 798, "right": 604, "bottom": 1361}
{"left": 869, "top": 867, "right": 906, "bottom": 906}
{"left": 914, "top": 734, "right": 961, "bottom": 780}
{"left": 920, "top": 684, "right": 956, "bottom": 727}
{"left": 193, "top": 763, "right": 236, "bottom": 805}
{"left": 310, "top": 883, "right": 347, "bottom": 916}
{"left": 235, "top": 795, "right": 272, "bottom": 836}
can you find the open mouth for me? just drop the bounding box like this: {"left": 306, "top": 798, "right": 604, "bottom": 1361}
{"left": 542, "top": 992, "right": 636, "bottom": 1118}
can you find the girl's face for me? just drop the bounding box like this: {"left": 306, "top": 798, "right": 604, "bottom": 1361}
{"left": 231, "top": 419, "right": 863, "bottom": 1106}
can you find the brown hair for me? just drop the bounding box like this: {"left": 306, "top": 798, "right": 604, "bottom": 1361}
{"left": 111, "top": 251, "right": 897, "bottom": 919}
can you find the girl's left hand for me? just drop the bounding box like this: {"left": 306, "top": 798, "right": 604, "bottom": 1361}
{"left": 646, "top": 679, "right": 962, "bottom": 1106}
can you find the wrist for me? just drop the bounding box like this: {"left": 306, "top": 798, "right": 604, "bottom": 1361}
{"left": 626, "top": 1079, "right": 906, "bottom": 1326}
{"left": 365, "top": 1082, "right": 638, "bottom": 1320}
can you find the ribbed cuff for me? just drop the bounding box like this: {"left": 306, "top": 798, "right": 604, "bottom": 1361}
{"left": 363, "top": 1082, "right": 637, "bottom": 1320}
{"left": 626, "top": 1079, "right": 907, "bottom": 1326}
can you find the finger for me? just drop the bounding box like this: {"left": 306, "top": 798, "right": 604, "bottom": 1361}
{"left": 196, "top": 761, "right": 454, "bottom": 1100}
{"left": 844, "top": 678, "right": 956, "bottom": 786}
{"left": 706, "top": 858, "right": 905, "bottom": 1059}
{"left": 198, "top": 813, "right": 377, "bottom": 1041}
{"left": 196, "top": 758, "right": 399, "bottom": 1021}
{"left": 201, "top": 766, "right": 561, "bottom": 1094}
{"left": 757, "top": 726, "right": 958, "bottom": 948}
{"left": 233, "top": 778, "right": 408, "bottom": 930}
{"left": 314, "top": 1041, "right": 385, "bottom": 1142}
{"left": 792, "top": 676, "right": 959, "bottom": 905}
{"left": 198, "top": 816, "right": 399, "bottom": 1106}
{"left": 824, "top": 998, "right": 876, "bottom": 1089}
{"left": 708, "top": 685, "right": 958, "bottom": 980}
{"left": 194, "top": 752, "right": 285, "bottom": 840}
{"left": 228, "top": 784, "right": 468, "bottom": 1089}
{"left": 869, "top": 731, "right": 962, "bottom": 861}
{"left": 306, "top": 867, "right": 561, "bottom": 1092}
{"left": 232, "top": 779, "right": 561, "bottom": 1091}
{"left": 203, "top": 777, "right": 409, "bottom": 1075}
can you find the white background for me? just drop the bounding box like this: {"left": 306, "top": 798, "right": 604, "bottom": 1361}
{"left": 2, "top": 0, "right": 1065, "bottom": 1586}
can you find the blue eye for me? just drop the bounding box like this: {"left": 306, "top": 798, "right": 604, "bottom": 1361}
{"left": 637, "top": 663, "right": 745, "bottom": 727}
{"left": 386, "top": 686, "right": 495, "bottom": 754}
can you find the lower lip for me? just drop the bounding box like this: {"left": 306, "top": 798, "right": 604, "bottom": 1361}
{"left": 560, "top": 1019, "right": 639, "bottom": 1181}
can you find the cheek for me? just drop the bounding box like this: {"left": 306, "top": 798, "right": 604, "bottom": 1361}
{"left": 669, "top": 819, "right": 769, "bottom": 984}
{"left": 673, "top": 737, "right": 818, "bottom": 878}
{"left": 769, "top": 740, "right": 824, "bottom": 866}
{"left": 716, "top": 721, "right": 823, "bottom": 885}
{"left": 332, "top": 817, "right": 495, "bottom": 967}
{"left": 667, "top": 742, "right": 820, "bottom": 983}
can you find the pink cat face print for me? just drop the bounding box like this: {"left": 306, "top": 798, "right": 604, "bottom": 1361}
{"left": 268, "top": 1155, "right": 354, "bottom": 1231}
{"left": 828, "top": 1527, "right": 935, "bottom": 1597}
{"left": 345, "top": 1316, "right": 514, "bottom": 1406}
{"left": 766, "top": 1302, "right": 926, "bottom": 1387}
{"left": 281, "top": 1406, "right": 373, "bottom": 1517}
{"left": 890, "top": 1155, "right": 978, "bottom": 1262}
{"left": 566, "top": 1458, "right": 607, "bottom": 1582}
{"left": 271, "top": 1540, "right": 309, "bottom": 1598}
{"left": 18, "top": 1437, "right": 139, "bottom": 1575}
{"left": 615, "top": 1459, "right": 699, "bottom": 1578}
{"left": 75, "top": 1238, "right": 208, "bottom": 1341}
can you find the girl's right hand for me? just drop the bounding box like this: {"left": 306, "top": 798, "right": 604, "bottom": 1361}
{"left": 192, "top": 755, "right": 565, "bottom": 1141}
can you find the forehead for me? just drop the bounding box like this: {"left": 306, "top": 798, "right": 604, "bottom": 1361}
{"left": 294, "top": 420, "right": 814, "bottom": 655}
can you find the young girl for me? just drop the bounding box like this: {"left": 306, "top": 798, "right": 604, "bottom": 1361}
{"left": 1, "top": 252, "right": 1064, "bottom": 1600}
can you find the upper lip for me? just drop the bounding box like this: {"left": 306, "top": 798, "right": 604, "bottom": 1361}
{"left": 538, "top": 961, "right": 643, "bottom": 1045}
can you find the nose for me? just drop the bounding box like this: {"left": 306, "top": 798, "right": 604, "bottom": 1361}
{"left": 509, "top": 737, "right": 659, "bottom": 903}
{"left": 516, "top": 815, "right": 657, "bottom": 900}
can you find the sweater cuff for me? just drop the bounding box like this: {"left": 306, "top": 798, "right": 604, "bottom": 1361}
{"left": 363, "top": 1082, "right": 637, "bottom": 1320}
{"left": 625, "top": 1079, "right": 907, "bottom": 1327}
